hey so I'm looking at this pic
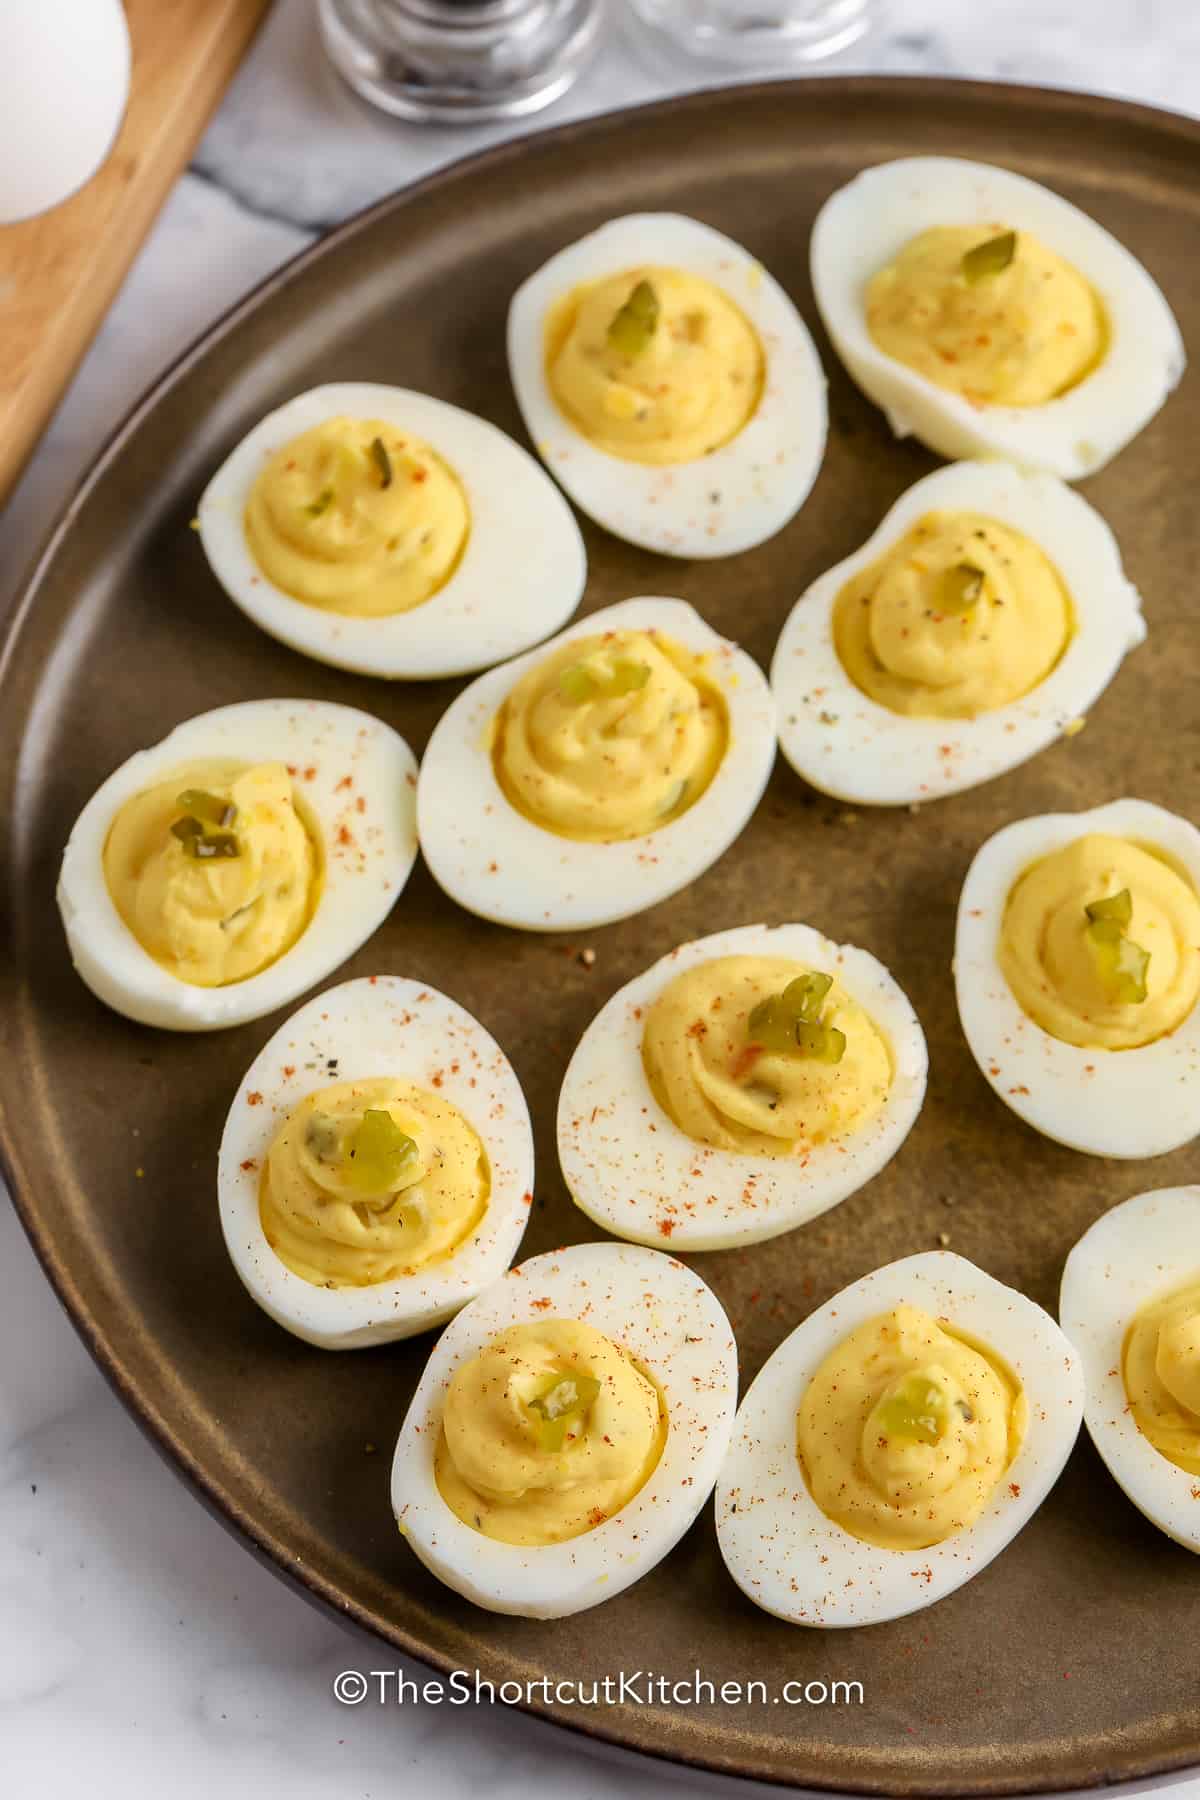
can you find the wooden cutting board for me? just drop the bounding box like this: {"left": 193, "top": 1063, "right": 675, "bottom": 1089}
{"left": 0, "top": 0, "right": 272, "bottom": 508}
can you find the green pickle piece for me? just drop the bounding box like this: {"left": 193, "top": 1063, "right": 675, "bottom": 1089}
{"left": 606, "top": 658, "right": 652, "bottom": 696}
{"left": 369, "top": 435, "right": 393, "bottom": 489}
{"left": 607, "top": 278, "right": 660, "bottom": 356}
{"left": 1085, "top": 887, "right": 1133, "bottom": 928}
{"left": 304, "top": 486, "right": 334, "bottom": 518}
{"left": 346, "top": 1108, "right": 420, "bottom": 1196}
{"left": 793, "top": 1020, "right": 847, "bottom": 1064}
{"left": 527, "top": 1370, "right": 602, "bottom": 1453}
{"left": 746, "top": 970, "right": 844, "bottom": 1062}
{"left": 874, "top": 1374, "right": 949, "bottom": 1446}
{"left": 184, "top": 830, "right": 241, "bottom": 860}
{"left": 303, "top": 1110, "right": 342, "bottom": 1164}
{"left": 781, "top": 971, "right": 833, "bottom": 1023}
{"left": 177, "top": 789, "right": 237, "bottom": 829}
{"left": 961, "top": 230, "right": 1018, "bottom": 284}
{"left": 941, "top": 562, "right": 985, "bottom": 615}
{"left": 1086, "top": 915, "right": 1151, "bottom": 1005}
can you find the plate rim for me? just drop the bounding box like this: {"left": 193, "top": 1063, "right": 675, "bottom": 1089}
{"left": 4, "top": 73, "right": 1200, "bottom": 1798}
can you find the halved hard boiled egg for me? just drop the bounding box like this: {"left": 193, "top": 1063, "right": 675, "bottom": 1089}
{"left": 812, "top": 156, "right": 1184, "bottom": 479}
{"left": 57, "top": 699, "right": 417, "bottom": 1031}
{"left": 390, "top": 1241, "right": 737, "bottom": 1616}
{"left": 955, "top": 799, "right": 1200, "bottom": 1158}
{"left": 417, "top": 597, "right": 776, "bottom": 932}
{"left": 558, "top": 922, "right": 927, "bottom": 1250}
{"left": 717, "top": 1251, "right": 1082, "bottom": 1627}
{"left": 508, "top": 213, "right": 827, "bottom": 557}
{"left": 771, "top": 460, "right": 1144, "bottom": 806}
{"left": 218, "top": 976, "right": 533, "bottom": 1348}
{"left": 198, "top": 384, "right": 586, "bottom": 680}
{"left": 1061, "top": 1186, "right": 1200, "bottom": 1552}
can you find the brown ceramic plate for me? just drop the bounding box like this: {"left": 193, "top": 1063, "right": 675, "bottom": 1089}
{"left": 2, "top": 76, "right": 1199, "bottom": 1798}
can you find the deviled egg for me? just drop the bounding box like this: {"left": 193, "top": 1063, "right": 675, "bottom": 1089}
{"left": 198, "top": 384, "right": 586, "bottom": 680}
{"left": 812, "top": 156, "right": 1184, "bottom": 478}
{"left": 57, "top": 699, "right": 417, "bottom": 1031}
{"left": 1061, "top": 1186, "right": 1200, "bottom": 1551}
{"left": 508, "top": 213, "right": 827, "bottom": 557}
{"left": 771, "top": 460, "right": 1144, "bottom": 806}
{"left": 558, "top": 922, "right": 927, "bottom": 1250}
{"left": 390, "top": 1241, "right": 737, "bottom": 1617}
{"left": 218, "top": 977, "right": 533, "bottom": 1348}
{"left": 717, "top": 1252, "right": 1082, "bottom": 1627}
{"left": 955, "top": 799, "right": 1200, "bottom": 1157}
{"left": 417, "top": 597, "right": 776, "bottom": 932}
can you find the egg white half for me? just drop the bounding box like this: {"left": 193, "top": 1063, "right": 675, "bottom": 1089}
{"left": 716, "top": 1251, "right": 1082, "bottom": 1627}
{"left": 218, "top": 977, "right": 533, "bottom": 1349}
{"left": 390, "top": 1241, "right": 737, "bottom": 1617}
{"left": 198, "top": 383, "right": 587, "bottom": 680}
{"left": 811, "top": 156, "right": 1185, "bottom": 479}
{"left": 1060, "top": 1186, "right": 1200, "bottom": 1552}
{"left": 771, "top": 460, "right": 1145, "bottom": 806}
{"left": 57, "top": 699, "right": 418, "bottom": 1031}
{"left": 417, "top": 597, "right": 776, "bottom": 932}
{"left": 558, "top": 922, "right": 927, "bottom": 1251}
{"left": 955, "top": 798, "right": 1200, "bottom": 1158}
{"left": 508, "top": 213, "right": 828, "bottom": 557}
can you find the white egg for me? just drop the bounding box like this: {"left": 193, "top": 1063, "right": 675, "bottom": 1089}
{"left": 217, "top": 977, "right": 534, "bottom": 1349}
{"left": 811, "top": 156, "right": 1184, "bottom": 479}
{"left": 558, "top": 922, "right": 927, "bottom": 1251}
{"left": 390, "top": 1241, "right": 737, "bottom": 1616}
{"left": 417, "top": 597, "right": 776, "bottom": 932}
{"left": 955, "top": 799, "right": 1200, "bottom": 1158}
{"left": 57, "top": 699, "right": 418, "bottom": 1031}
{"left": 771, "top": 460, "right": 1144, "bottom": 807}
{"left": 1060, "top": 1186, "right": 1200, "bottom": 1552}
{"left": 507, "top": 213, "right": 827, "bottom": 557}
{"left": 716, "top": 1251, "right": 1083, "bottom": 1627}
{"left": 198, "top": 384, "right": 586, "bottom": 680}
{"left": 0, "top": 0, "right": 130, "bottom": 224}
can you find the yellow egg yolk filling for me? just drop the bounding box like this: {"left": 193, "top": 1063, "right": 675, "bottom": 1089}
{"left": 865, "top": 225, "right": 1106, "bottom": 407}
{"left": 435, "top": 1318, "right": 667, "bottom": 1546}
{"left": 259, "top": 1078, "right": 488, "bottom": 1288}
{"left": 1000, "top": 834, "right": 1200, "bottom": 1050}
{"left": 833, "top": 509, "right": 1073, "bottom": 719}
{"left": 1124, "top": 1282, "right": 1200, "bottom": 1477}
{"left": 641, "top": 955, "right": 892, "bottom": 1158}
{"left": 797, "top": 1304, "right": 1025, "bottom": 1551}
{"left": 244, "top": 416, "right": 469, "bottom": 617}
{"left": 103, "top": 759, "right": 319, "bottom": 987}
{"left": 492, "top": 628, "right": 727, "bottom": 842}
{"left": 545, "top": 265, "right": 764, "bottom": 465}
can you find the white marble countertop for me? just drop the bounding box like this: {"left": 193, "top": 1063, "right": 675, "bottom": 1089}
{"left": 4, "top": 3, "right": 1200, "bottom": 1795}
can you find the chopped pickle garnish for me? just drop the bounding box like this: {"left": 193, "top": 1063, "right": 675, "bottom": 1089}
{"left": 526, "top": 1370, "right": 602, "bottom": 1453}
{"left": 1085, "top": 887, "right": 1133, "bottom": 928}
{"left": 559, "top": 658, "right": 652, "bottom": 704}
{"left": 875, "top": 1374, "right": 948, "bottom": 1446}
{"left": 793, "top": 1020, "right": 847, "bottom": 1064}
{"left": 177, "top": 789, "right": 237, "bottom": 829}
{"left": 1086, "top": 914, "right": 1151, "bottom": 1005}
{"left": 781, "top": 971, "right": 833, "bottom": 1023}
{"left": 346, "top": 1107, "right": 419, "bottom": 1197}
{"left": 606, "top": 658, "right": 652, "bottom": 696}
{"left": 180, "top": 828, "right": 241, "bottom": 860}
{"left": 305, "top": 487, "right": 334, "bottom": 518}
{"left": 961, "top": 230, "right": 1018, "bottom": 284}
{"left": 304, "top": 1111, "right": 342, "bottom": 1164}
{"left": 941, "top": 562, "right": 985, "bottom": 615}
{"left": 170, "top": 816, "right": 203, "bottom": 845}
{"left": 746, "top": 970, "right": 844, "bottom": 1063}
{"left": 369, "top": 435, "right": 393, "bottom": 489}
{"left": 606, "top": 278, "right": 660, "bottom": 356}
